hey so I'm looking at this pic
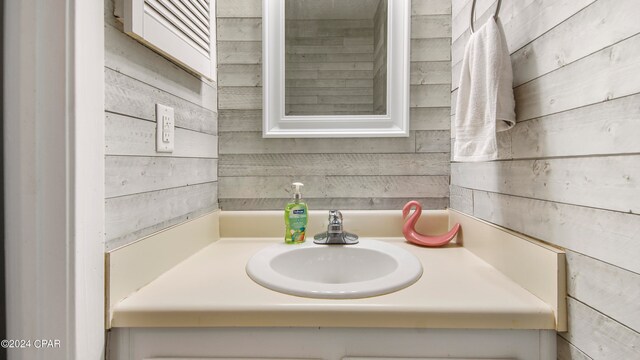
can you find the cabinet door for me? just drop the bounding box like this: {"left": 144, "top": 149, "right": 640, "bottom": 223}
{"left": 344, "top": 357, "right": 514, "bottom": 360}
{"left": 145, "top": 358, "right": 318, "bottom": 360}
{"left": 119, "top": 0, "right": 216, "bottom": 80}
{"left": 110, "top": 328, "right": 547, "bottom": 360}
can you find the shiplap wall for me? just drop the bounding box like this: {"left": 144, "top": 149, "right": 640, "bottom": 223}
{"left": 217, "top": 0, "right": 452, "bottom": 210}
{"left": 373, "top": 0, "right": 388, "bottom": 114}
{"left": 450, "top": 0, "right": 640, "bottom": 358}
{"left": 104, "top": 0, "right": 218, "bottom": 250}
{"left": 285, "top": 19, "right": 376, "bottom": 115}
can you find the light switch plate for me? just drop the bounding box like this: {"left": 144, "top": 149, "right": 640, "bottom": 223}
{"left": 156, "top": 104, "right": 174, "bottom": 153}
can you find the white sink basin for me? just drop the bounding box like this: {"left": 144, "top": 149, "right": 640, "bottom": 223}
{"left": 246, "top": 239, "right": 423, "bottom": 299}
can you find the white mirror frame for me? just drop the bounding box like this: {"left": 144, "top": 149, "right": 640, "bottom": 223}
{"left": 263, "top": 0, "right": 411, "bottom": 138}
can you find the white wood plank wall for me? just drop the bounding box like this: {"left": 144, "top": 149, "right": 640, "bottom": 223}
{"left": 217, "top": 0, "right": 452, "bottom": 210}
{"left": 373, "top": 0, "right": 388, "bottom": 114}
{"left": 450, "top": 0, "right": 640, "bottom": 358}
{"left": 104, "top": 0, "right": 219, "bottom": 250}
{"left": 285, "top": 19, "right": 377, "bottom": 115}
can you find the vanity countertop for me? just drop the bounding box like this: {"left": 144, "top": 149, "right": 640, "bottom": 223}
{"left": 110, "top": 237, "right": 557, "bottom": 329}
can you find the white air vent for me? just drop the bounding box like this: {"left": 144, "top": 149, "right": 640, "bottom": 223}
{"left": 121, "top": 0, "right": 216, "bottom": 80}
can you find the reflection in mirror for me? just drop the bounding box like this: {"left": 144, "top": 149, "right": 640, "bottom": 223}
{"left": 263, "top": 0, "right": 409, "bottom": 137}
{"left": 285, "top": 0, "right": 388, "bottom": 116}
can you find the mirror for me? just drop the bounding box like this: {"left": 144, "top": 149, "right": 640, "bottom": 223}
{"left": 263, "top": 0, "right": 410, "bottom": 138}
{"left": 285, "top": 0, "right": 388, "bottom": 116}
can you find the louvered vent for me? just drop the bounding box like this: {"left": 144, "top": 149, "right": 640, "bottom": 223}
{"left": 122, "top": 0, "right": 215, "bottom": 80}
{"left": 144, "top": 0, "right": 211, "bottom": 56}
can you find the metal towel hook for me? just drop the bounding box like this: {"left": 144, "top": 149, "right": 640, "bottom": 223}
{"left": 470, "top": 0, "right": 503, "bottom": 34}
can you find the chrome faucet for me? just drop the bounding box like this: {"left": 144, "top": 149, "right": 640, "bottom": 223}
{"left": 313, "top": 210, "right": 359, "bottom": 245}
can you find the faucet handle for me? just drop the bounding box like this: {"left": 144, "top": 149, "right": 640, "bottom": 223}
{"left": 328, "top": 210, "right": 343, "bottom": 223}
{"left": 327, "top": 210, "right": 343, "bottom": 234}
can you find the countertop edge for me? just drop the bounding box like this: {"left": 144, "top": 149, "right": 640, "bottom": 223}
{"left": 110, "top": 309, "right": 557, "bottom": 330}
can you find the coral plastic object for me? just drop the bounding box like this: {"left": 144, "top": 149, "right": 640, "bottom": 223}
{"left": 402, "top": 200, "right": 461, "bottom": 247}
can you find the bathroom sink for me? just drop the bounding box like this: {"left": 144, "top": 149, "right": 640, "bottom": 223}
{"left": 246, "top": 239, "right": 423, "bottom": 299}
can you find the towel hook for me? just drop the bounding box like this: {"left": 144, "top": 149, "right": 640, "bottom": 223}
{"left": 470, "top": 0, "right": 502, "bottom": 34}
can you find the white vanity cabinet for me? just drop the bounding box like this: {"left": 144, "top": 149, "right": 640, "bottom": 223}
{"left": 107, "top": 212, "right": 564, "bottom": 360}
{"left": 108, "top": 327, "right": 555, "bottom": 360}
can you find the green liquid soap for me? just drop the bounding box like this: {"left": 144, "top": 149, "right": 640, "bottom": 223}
{"left": 284, "top": 182, "right": 308, "bottom": 244}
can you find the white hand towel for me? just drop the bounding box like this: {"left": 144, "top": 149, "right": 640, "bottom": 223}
{"left": 453, "top": 17, "right": 516, "bottom": 162}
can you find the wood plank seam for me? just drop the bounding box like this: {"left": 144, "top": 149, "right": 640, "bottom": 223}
{"left": 457, "top": 185, "right": 640, "bottom": 216}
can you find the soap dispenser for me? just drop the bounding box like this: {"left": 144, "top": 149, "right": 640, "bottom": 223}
{"left": 284, "top": 182, "right": 308, "bottom": 244}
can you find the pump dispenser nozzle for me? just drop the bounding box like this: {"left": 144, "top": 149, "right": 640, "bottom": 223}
{"left": 292, "top": 182, "right": 304, "bottom": 201}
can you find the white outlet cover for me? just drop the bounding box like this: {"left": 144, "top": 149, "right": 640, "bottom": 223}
{"left": 156, "top": 104, "right": 174, "bottom": 153}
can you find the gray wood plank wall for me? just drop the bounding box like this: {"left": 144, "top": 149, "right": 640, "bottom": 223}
{"left": 217, "top": 0, "right": 452, "bottom": 210}
{"left": 104, "top": 0, "right": 218, "bottom": 250}
{"left": 373, "top": 0, "right": 388, "bottom": 115}
{"left": 285, "top": 19, "right": 376, "bottom": 115}
{"left": 450, "top": 0, "right": 640, "bottom": 357}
